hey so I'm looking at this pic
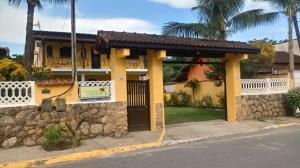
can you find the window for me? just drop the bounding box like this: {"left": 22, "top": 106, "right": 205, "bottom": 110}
{"left": 46, "top": 46, "right": 53, "bottom": 58}
{"left": 60, "top": 47, "right": 71, "bottom": 58}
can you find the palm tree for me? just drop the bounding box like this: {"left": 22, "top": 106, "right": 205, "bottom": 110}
{"left": 184, "top": 79, "right": 200, "bottom": 106}
{"left": 163, "top": 0, "right": 279, "bottom": 40}
{"left": 258, "top": 0, "right": 300, "bottom": 87}
{"left": 8, "top": 0, "right": 68, "bottom": 76}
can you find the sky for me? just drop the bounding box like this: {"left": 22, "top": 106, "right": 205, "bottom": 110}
{"left": 0, "top": 0, "right": 289, "bottom": 55}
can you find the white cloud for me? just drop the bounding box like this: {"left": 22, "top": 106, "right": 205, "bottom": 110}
{"left": 244, "top": 0, "right": 274, "bottom": 12}
{"left": 148, "top": 0, "right": 197, "bottom": 9}
{"left": 0, "top": 2, "right": 157, "bottom": 45}
{"left": 148, "top": 0, "right": 273, "bottom": 12}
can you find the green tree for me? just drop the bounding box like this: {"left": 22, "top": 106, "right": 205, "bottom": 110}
{"left": 8, "top": 0, "right": 69, "bottom": 75}
{"left": 163, "top": 0, "right": 279, "bottom": 40}
{"left": 241, "top": 39, "right": 275, "bottom": 78}
{"left": 184, "top": 79, "right": 200, "bottom": 106}
{"left": 0, "top": 58, "right": 28, "bottom": 81}
{"left": 258, "top": 0, "right": 300, "bottom": 51}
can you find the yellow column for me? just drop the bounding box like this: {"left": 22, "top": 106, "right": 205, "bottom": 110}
{"left": 147, "top": 50, "right": 166, "bottom": 131}
{"left": 225, "top": 53, "right": 247, "bottom": 122}
{"left": 110, "top": 48, "right": 130, "bottom": 102}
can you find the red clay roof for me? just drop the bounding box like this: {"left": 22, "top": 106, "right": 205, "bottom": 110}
{"left": 274, "top": 51, "right": 300, "bottom": 64}
{"left": 97, "top": 30, "right": 260, "bottom": 54}
{"left": 32, "top": 31, "right": 96, "bottom": 42}
{"left": 36, "top": 79, "right": 73, "bottom": 86}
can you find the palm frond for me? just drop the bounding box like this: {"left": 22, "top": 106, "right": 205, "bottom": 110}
{"left": 8, "top": 0, "right": 23, "bottom": 7}
{"left": 228, "top": 9, "right": 280, "bottom": 33}
{"left": 162, "top": 22, "right": 210, "bottom": 38}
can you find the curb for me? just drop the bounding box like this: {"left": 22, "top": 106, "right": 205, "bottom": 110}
{"left": 162, "top": 122, "right": 300, "bottom": 147}
{"left": 0, "top": 142, "right": 161, "bottom": 168}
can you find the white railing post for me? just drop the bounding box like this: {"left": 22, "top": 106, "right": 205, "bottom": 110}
{"left": 110, "top": 80, "right": 116, "bottom": 102}
{"left": 266, "top": 78, "right": 271, "bottom": 94}
{"left": 241, "top": 78, "right": 289, "bottom": 96}
{"left": 30, "top": 81, "right": 36, "bottom": 105}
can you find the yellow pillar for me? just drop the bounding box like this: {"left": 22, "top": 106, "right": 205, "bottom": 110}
{"left": 110, "top": 48, "right": 130, "bottom": 102}
{"left": 225, "top": 53, "right": 247, "bottom": 122}
{"left": 147, "top": 50, "right": 166, "bottom": 131}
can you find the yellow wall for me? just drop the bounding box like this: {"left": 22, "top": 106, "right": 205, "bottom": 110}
{"left": 171, "top": 81, "right": 224, "bottom": 106}
{"left": 110, "top": 48, "right": 129, "bottom": 102}
{"left": 147, "top": 50, "right": 166, "bottom": 131}
{"left": 225, "top": 53, "right": 247, "bottom": 122}
{"left": 35, "top": 82, "right": 79, "bottom": 105}
{"left": 44, "top": 41, "right": 94, "bottom": 69}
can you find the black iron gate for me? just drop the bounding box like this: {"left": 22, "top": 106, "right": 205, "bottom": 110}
{"left": 127, "top": 80, "right": 150, "bottom": 131}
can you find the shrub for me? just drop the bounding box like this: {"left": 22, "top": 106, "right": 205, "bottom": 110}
{"left": 169, "top": 92, "right": 179, "bottom": 106}
{"left": 164, "top": 94, "right": 170, "bottom": 106}
{"left": 32, "top": 67, "right": 52, "bottom": 81}
{"left": 284, "top": 88, "right": 300, "bottom": 115}
{"left": 43, "top": 124, "right": 64, "bottom": 151}
{"left": 178, "top": 90, "right": 192, "bottom": 106}
{"left": 184, "top": 79, "right": 200, "bottom": 105}
{"left": 217, "top": 92, "right": 225, "bottom": 108}
{"left": 199, "top": 95, "right": 213, "bottom": 108}
{"left": 64, "top": 118, "right": 86, "bottom": 147}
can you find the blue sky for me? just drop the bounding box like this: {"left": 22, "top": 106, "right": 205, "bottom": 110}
{"left": 0, "top": 0, "right": 289, "bottom": 55}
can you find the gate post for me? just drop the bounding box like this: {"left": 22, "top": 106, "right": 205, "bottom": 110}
{"left": 110, "top": 48, "right": 130, "bottom": 102}
{"left": 225, "top": 53, "right": 248, "bottom": 122}
{"left": 147, "top": 50, "right": 166, "bottom": 131}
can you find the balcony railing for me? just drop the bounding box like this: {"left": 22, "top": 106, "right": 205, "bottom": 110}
{"left": 46, "top": 56, "right": 145, "bottom": 69}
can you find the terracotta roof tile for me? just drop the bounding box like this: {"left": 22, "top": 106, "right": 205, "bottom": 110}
{"left": 36, "top": 79, "right": 73, "bottom": 86}
{"left": 97, "top": 30, "right": 260, "bottom": 54}
{"left": 274, "top": 51, "right": 300, "bottom": 64}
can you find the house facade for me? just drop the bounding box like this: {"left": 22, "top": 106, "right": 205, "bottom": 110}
{"left": 32, "top": 31, "right": 147, "bottom": 82}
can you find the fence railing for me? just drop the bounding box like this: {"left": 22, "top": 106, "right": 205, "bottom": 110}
{"left": 78, "top": 80, "right": 115, "bottom": 102}
{"left": 241, "top": 78, "right": 289, "bottom": 95}
{"left": 0, "top": 81, "right": 35, "bottom": 107}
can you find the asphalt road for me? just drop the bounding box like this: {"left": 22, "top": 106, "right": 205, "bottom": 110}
{"left": 47, "top": 125, "right": 300, "bottom": 168}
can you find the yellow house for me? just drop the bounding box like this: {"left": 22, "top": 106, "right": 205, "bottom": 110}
{"left": 31, "top": 30, "right": 259, "bottom": 131}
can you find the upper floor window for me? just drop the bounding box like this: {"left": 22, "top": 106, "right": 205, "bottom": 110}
{"left": 60, "top": 47, "right": 71, "bottom": 58}
{"left": 46, "top": 46, "right": 53, "bottom": 58}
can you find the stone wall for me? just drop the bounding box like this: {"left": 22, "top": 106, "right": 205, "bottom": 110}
{"left": 0, "top": 102, "right": 127, "bottom": 149}
{"left": 155, "top": 103, "right": 164, "bottom": 129}
{"left": 236, "top": 94, "right": 286, "bottom": 121}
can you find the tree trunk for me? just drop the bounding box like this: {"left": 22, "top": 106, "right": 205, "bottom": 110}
{"left": 292, "top": 14, "right": 300, "bottom": 53}
{"left": 24, "top": 2, "right": 35, "bottom": 79}
{"left": 288, "top": 7, "right": 295, "bottom": 88}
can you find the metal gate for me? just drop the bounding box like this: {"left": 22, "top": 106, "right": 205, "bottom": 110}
{"left": 127, "top": 80, "right": 150, "bottom": 131}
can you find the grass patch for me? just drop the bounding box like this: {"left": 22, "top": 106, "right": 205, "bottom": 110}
{"left": 165, "top": 107, "right": 225, "bottom": 125}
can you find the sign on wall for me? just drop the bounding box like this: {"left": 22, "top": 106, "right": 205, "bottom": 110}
{"left": 80, "top": 86, "right": 111, "bottom": 101}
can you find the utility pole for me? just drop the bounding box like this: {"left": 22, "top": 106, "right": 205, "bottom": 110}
{"left": 288, "top": 5, "right": 295, "bottom": 88}
{"left": 71, "top": 0, "right": 77, "bottom": 81}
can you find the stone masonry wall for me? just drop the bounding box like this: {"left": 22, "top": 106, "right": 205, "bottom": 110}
{"left": 236, "top": 94, "right": 286, "bottom": 121}
{"left": 0, "top": 102, "right": 127, "bottom": 149}
{"left": 155, "top": 103, "right": 164, "bottom": 129}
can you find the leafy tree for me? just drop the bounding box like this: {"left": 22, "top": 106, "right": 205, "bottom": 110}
{"left": 163, "top": 0, "right": 279, "bottom": 40}
{"left": 258, "top": 0, "right": 300, "bottom": 52}
{"left": 8, "top": 0, "right": 69, "bottom": 75}
{"left": 163, "top": 57, "right": 186, "bottom": 82}
{"left": 0, "top": 58, "right": 28, "bottom": 81}
{"left": 184, "top": 79, "right": 200, "bottom": 106}
{"left": 241, "top": 40, "right": 275, "bottom": 78}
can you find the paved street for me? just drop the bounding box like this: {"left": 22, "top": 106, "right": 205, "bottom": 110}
{"left": 47, "top": 125, "right": 300, "bottom": 168}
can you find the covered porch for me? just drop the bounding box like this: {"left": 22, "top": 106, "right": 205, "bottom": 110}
{"left": 95, "top": 30, "right": 260, "bottom": 131}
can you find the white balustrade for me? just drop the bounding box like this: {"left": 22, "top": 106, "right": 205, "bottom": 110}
{"left": 0, "top": 81, "right": 35, "bottom": 107}
{"left": 241, "top": 78, "right": 288, "bottom": 95}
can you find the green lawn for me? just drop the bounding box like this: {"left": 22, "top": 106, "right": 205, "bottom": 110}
{"left": 165, "top": 107, "right": 225, "bottom": 125}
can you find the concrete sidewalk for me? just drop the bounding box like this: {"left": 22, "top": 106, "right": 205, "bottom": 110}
{"left": 164, "top": 117, "right": 300, "bottom": 145}
{"left": 0, "top": 117, "right": 299, "bottom": 165}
